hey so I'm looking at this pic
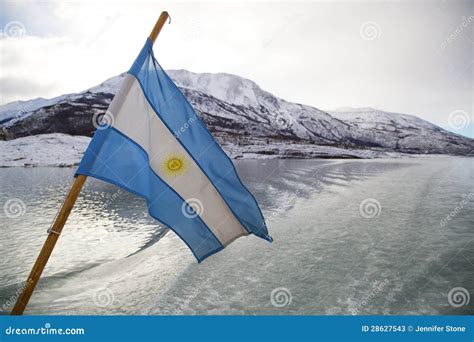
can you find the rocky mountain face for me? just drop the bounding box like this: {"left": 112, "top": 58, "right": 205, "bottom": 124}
{"left": 329, "top": 107, "right": 473, "bottom": 155}
{"left": 0, "top": 70, "right": 472, "bottom": 157}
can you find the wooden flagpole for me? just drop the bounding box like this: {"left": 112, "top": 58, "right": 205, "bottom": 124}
{"left": 11, "top": 11, "right": 170, "bottom": 316}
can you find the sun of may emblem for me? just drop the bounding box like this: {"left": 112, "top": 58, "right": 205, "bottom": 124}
{"left": 162, "top": 154, "right": 188, "bottom": 177}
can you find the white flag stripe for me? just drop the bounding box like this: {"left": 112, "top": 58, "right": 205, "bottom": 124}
{"left": 108, "top": 74, "right": 248, "bottom": 246}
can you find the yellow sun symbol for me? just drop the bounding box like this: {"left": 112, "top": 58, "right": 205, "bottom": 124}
{"left": 161, "top": 154, "right": 188, "bottom": 177}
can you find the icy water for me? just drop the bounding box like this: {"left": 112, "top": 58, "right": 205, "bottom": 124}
{"left": 0, "top": 157, "right": 473, "bottom": 315}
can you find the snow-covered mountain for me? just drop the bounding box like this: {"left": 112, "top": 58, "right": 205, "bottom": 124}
{"left": 0, "top": 70, "right": 473, "bottom": 160}
{"left": 328, "top": 107, "right": 473, "bottom": 155}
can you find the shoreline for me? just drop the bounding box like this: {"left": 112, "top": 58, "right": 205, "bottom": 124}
{"left": 0, "top": 133, "right": 472, "bottom": 168}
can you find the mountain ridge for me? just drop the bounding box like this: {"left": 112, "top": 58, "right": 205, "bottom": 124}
{"left": 0, "top": 70, "right": 472, "bottom": 159}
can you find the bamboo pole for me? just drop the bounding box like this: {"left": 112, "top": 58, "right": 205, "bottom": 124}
{"left": 11, "top": 11, "right": 170, "bottom": 316}
{"left": 149, "top": 11, "right": 170, "bottom": 44}
{"left": 10, "top": 175, "right": 86, "bottom": 315}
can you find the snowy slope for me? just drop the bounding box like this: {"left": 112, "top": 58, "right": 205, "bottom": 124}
{"left": 1, "top": 132, "right": 394, "bottom": 167}
{"left": 167, "top": 70, "right": 353, "bottom": 145}
{"left": 168, "top": 70, "right": 263, "bottom": 107}
{"left": 0, "top": 70, "right": 473, "bottom": 158}
{"left": 0, "top": 75, "right": 125, "bottom": 124}
{"left": 0, "top": 133, "right": 90, "bottom": 167}
{"left": 329, "top": 107, "right": 473, "bottom": 154}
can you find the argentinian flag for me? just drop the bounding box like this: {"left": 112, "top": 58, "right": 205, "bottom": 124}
{"left": 76, "top": 39, "right": 272, "bottom": 261}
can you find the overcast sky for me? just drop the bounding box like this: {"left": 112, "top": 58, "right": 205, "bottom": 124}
{"left": 0, "top": 0, "right": 472, "bottom": 137}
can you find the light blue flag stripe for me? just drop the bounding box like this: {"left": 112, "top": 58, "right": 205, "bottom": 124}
{"left": 76, "top": 127, "right": 224, "bottom": 261}
{"left": 76, "top": 38, "right": 272, "bottom": 262}
{"left": 129, "top": 39, "right": 272, "bottom": 243}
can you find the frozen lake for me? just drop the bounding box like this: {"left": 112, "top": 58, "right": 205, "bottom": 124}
{"left": 0, "top": 157, "right": 473, "bottom": 315}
